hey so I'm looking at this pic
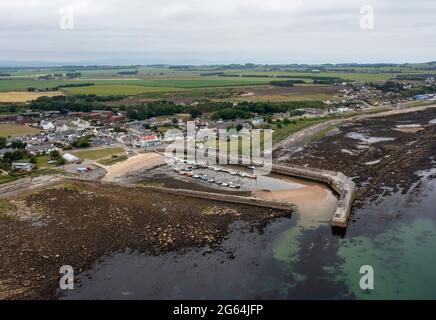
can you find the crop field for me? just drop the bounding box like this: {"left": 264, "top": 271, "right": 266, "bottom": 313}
{"left": 0, "top": 124, "right": 41, "bottom": 137}
{"left": 0, "top": 91, "right": 62, "bottom": 102}
{"left": 214, "top": 71, "right": 393, "bottom": 82}
{"left": 65, "top": 85, "right": 185, "bottom": 96}
{"left": 0, "top": 77, "right": 272, "bottom": 93}
{"left": 71, "top": 147, "right": 126, "bottom": 160}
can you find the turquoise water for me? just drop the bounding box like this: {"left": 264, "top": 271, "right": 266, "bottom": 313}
{"left": 61, "top": 168, "right": 436, "bottom": 300}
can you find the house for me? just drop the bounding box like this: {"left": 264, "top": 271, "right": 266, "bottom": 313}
{"left": 272, "top": 112, "right": 291, "bottom": 120}
{"left": 72, "top": 119, "right": 91, "bottom": 130}
{"left": 110, "top": 114, "right": 126, "bottom": 123}
{"left": 251, "top": 117, "right": 265, "bottom": 126}
{"left": 56, "top": 124, "right": 70, "bottom": 132}
{"left": 26, "top": 144, "right": 59, "bottom": 156}
{"left": 132, "top": 134, "right": 162, "bottom": 148}
{"left": 43, "top": 111, "right": 60, "bottom": 118}
{"left": 0, "top": 115, "right": 19, "bottom": 123}
{"left": 0, "top": 148, "right": 16, "bottom": 159}
{"left": 41, "top": 120, "right": 55, "bottom": 131}
{"left": 12, "top": 162, "right": 35, "bottom": 172}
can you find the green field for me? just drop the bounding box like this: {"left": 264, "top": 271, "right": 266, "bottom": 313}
{"left": 71, "top": 147, "right": 126, "bottom": 160}
{"left": 97, "top": 156, "right": 128, "bottom": 166}
{"left": 272, "top": 117, "right": 328, "bottom": 144}
{"left": 0, "top": 77, "right": 273, "bottom": 93}
{"left": 218, "top": 71, "right": 393, "bottom": 82}
{"left": 66, "top": 85, "right": 185, "bottom": 96}
{"left": 0, "top": 124, "right": 41, "bottom": 137}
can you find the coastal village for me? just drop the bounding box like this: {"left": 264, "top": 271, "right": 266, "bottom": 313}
{"left": 1, "top": 77, "right": 435, "bottom": 179}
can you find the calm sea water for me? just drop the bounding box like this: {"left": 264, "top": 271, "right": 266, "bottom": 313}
{"left": 61, "top": 167, "right": 436, "bottom": 300}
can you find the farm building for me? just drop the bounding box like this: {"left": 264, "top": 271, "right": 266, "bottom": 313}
{"left": 12, "top": 162, "right": 35, "bottom": 172}
{"left": 62, "top": 153, "right": 81, "bottom": 164}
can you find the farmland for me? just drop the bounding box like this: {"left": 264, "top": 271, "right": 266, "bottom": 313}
{"left": 0, "top": 124, "right": 41, "bottom": 137}
{"left": 0, "top": 77, "right": 273, "bottom": 93}
{"left": 65, "top": 85, "right": 185, "bottom": 96}
{"left": 0, "top": 64, "right": 404, "bottom": 98}
{"left": 0, "top": 91, "right": 62, "bottom": 102}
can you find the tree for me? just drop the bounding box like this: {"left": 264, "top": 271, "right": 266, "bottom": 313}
{"left": 113, "top": 126, "right": 128, "bottom": 133}
{"left": 10, "top": 140, "right": 26, "bottom": 149}
{"left": 56, "top": 158, "right": 65, "bottom": 166}
{"left": 73, "top": 136, "right": 91, "bottom": 148}
{"left": 0, "top": 137, "right": 7, "bottom": 149}
{"left": 189, "top": 109, "right": 202, "bottom": 119}
{"left": 50, "top": 150, "right": 61, "bottom": 160}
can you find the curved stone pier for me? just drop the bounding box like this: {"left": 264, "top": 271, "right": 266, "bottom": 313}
{"left": 271, "top": 163, "right": 356, "bottom": 228}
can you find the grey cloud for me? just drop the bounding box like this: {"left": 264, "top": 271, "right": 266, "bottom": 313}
{"left": 0, "top": 0, "right": 435, "bottom": 64}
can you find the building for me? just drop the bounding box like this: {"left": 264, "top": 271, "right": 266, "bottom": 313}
{"left": 272, "top": 112, "right": 291, "bottom": 120}
{"left": 62, "top": 153, "right": 81, "bottom": 163}
{"left": 41, "top": 120, "right": 55, "bottom": 131}
{"left": 0, "top": 115, "right": 19, "bottom": 123}
{"left": 110, "top": 114, "right": 126, "bottom": 123}
{"left": 72, "top": 119, "right": 91, "bottom": 129}
{"left": 0, "top": 148, "right": 16, "bottom": 159}
{"left": 12, "top": 162, "right": 35, "bottom": 172}
{"left": 132, "top": 134, "right": 162, "bottom": 148}
{"left": 26, "top": 144, "right": 59, "bottom": 156}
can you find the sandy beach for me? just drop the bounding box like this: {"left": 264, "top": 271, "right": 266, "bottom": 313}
{"left": 102, "top": 152, "right": 165, "bottom": 182}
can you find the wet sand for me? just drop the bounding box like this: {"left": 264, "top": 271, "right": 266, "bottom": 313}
{"left": 102, "top": 152, "right": 164, "bottom": 182}
{"left": 254, "top": 184, "right": 338, "bottom": 223}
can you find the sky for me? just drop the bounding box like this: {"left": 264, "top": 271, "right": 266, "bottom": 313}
{"left": 0, "top": 0, "right": 435, "bottom": 65}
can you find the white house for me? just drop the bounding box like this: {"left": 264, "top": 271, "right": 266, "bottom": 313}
{"left": 41, "top": 120, "right": 55, "bottom": 131}
{"left": 72, "top": 119, "right": 91, "bottom": 130}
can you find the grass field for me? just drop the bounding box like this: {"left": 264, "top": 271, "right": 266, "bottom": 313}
{"left": 233, "top": 92, "right": 338, "bottom": 102}
{"left": 97, "top": 156, "right": 128, "bottom": 166}
{"left": 72, "top": 147, "right": 126, "bottom": 160}
{"left": 272, "top": 117, "right": 327, "bottom": 144}
{"left": 0, "top": 124, "right": 41, "bottom": 137}
{"left": 220, "top": 71, "right": 393, "bottom": 82}
{"left": 0, "top": 77, "right": 273, "bottom": 93}
{"left": 65, "top": 85, "right": 185, "bottom": 96}
{"left": 0, "top": 91, "right": 62, "bottom": 102}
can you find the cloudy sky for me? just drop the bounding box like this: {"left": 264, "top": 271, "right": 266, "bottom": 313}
{"left": 0, "top": 0, "right": 435, "bottom": 64}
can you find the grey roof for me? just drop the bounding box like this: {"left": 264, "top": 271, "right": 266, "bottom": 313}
{"left": 0, "top": 148, "right": 16, "bottom": 155}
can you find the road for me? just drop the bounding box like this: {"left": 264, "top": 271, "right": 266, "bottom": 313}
{"left": 273, "top": 103, "right": 436, "bottom": 161}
